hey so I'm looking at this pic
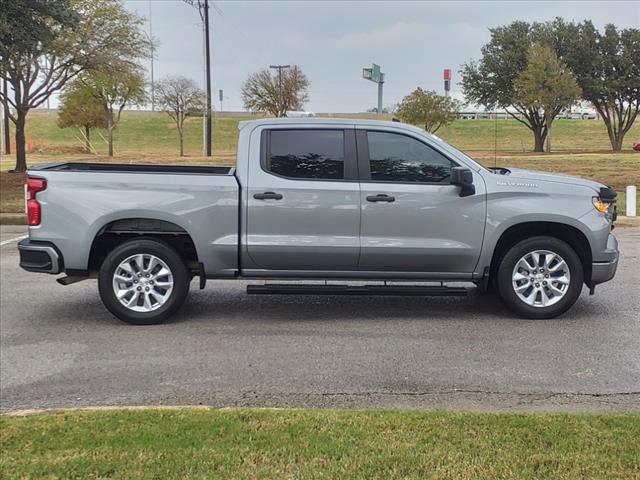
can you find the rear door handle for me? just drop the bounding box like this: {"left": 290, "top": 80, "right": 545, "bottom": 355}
{"left": 253, "top": 191, "right": 283, "bottom": 200}
{"left": 366, "top": 194, "right": 395, "bottom": 203}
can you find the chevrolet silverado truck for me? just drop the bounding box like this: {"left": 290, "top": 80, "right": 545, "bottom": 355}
{"left": 19, "top": 118, "right": 619, "bottom": 324}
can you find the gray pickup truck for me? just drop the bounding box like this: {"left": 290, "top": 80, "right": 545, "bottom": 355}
{"left": 19, "top": 118, "right": 619, "bottom": 324}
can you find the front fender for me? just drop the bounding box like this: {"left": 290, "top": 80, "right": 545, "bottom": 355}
{"left": 473, "top": 186, "right": 600, "bottom": 276}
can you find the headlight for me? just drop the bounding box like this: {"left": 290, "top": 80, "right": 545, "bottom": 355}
{"left": 592, "top": 197, "right": 615, "bottom": 215}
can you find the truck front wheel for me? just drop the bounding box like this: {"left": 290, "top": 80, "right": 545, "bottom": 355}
{"left": 496, "top": 236, "right": 584, "bottom": 319}
{"left": 98, "top": 239, "right": 190, "bottom": 325}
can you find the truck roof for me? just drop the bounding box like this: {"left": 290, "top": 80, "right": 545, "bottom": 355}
{"left": 238, "top": 117, "right": 424, "bottom": 133}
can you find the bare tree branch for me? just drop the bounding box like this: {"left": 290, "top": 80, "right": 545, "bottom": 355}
{"left": 241, "top": 65, "right": 309, "bottom": 117}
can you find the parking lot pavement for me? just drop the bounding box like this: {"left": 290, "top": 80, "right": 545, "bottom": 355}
{"left": 1, "top": 226, "right": 639, "bottom": 413}
{"left": 0, "top": 225, "right": 28, "bottom": 246}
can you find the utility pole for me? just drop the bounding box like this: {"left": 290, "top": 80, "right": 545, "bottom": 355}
{"left": 2, "top": 78, "right": 10, "bottom": 154}
{"left": 203, "top": 0, "right": 212, "bottom": 156}
{"left": 270, "top": 64, "right": 290, "bottom": 116}
{"left": 201, "top": 22, "right": 206, "bottom": 155}
{"left": 184, "top": 0, "right": 213, "bottom": 156}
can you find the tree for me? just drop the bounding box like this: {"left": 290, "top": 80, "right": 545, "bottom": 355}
{"left": 80, "top": 67, "right": 146, "bottom": 156}
{"left": 241, "top": 65, "right": 309, "bottom": 117}
{"left": 395, "top": 88, "right": 459, "bottom": 133}
{"left": 462, "top": 19, "right": 640, "bottom": 152}
{"left": 549, "top": 19, "right": 639, "bottom": 151}
{"left": 155, "top": 76, "right": 205, "bottom": 156}
{"left": 57, "top": 78, "right": 107, "bottom": 152}
{"left": 513, "top": 44, "right": 581, "bottom": 152}
{"left": 461, "top": 21, "right": 558, "bottom": 152}
{"left": 0, "top": 0, "right": 149, "bottom": 172}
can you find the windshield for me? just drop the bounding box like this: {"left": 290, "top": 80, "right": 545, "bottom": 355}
{"left": 423, "top": 131, "right": 489, "bottom": 172}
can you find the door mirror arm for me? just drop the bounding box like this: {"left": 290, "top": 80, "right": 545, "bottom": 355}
{"left": 451, "top": 166, "right": 476, "bottom": 197}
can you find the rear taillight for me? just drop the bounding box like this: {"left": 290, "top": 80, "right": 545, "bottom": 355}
{"left": 25, "top": 177, "right": 47, "bottom": 226}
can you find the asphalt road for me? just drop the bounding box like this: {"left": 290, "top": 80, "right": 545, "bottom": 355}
{"left": 1, "top": 225, "right": 639, "bottom": 413}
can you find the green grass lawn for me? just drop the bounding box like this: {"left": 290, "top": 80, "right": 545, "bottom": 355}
{"left": 1, "top": 111, "right": 638, "bottom": 170}
{"left": 2, "top": 110, "right": 254, "bottom": 161}
{"left": 3, "top": 110, "right": 639, "bottom": 160}
{"left": 1, "top": 408, "right": 639, "bottom": 479}
{"left": 439, "top": 117, "right": 640, "bottom": 152}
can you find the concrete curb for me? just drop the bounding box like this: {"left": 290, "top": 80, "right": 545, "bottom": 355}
{"left": 4, "top": 391, "right": 640, "bottom": 415}
{"left": 0, "top": 214, "right": 26, "bottom": 225}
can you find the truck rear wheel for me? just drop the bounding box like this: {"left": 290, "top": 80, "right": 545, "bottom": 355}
{"left": 98, "top": 239, "right": 190, "bottom": 325}
{"left": 496, "top": 236, "right": 583, "bottom": 319}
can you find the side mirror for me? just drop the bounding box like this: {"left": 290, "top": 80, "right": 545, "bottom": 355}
{"left": 451, "top": 166, "right": 475, "bottom": 197}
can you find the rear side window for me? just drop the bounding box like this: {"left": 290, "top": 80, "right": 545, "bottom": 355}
{"left": 367, "top": 131, "right": 453, "bottom": 183}
{"left": 268, "top": 129, "right": 345, "bottom": 180}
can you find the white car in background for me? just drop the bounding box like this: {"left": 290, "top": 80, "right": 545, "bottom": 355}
{"left": 559, "top": 109, "right": 597, "bottom": 120}
{"left": 286, "top": 111, "right": 315, "bottom": 118}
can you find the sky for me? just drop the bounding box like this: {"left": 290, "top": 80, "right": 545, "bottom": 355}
{"left": 124, "top": 1, "right": 640, "bottom": 112}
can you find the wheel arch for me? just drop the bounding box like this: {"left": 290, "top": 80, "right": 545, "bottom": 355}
{"left": 489, "top": 221, "right": 592, "bottom": 285}
{"left": 88, "top": 217, "right": 199, "bottom": 272}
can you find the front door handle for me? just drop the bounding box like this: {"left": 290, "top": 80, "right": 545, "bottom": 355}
{"left": 253, "top": 191, "right": 283, "bottom": 200}
{"left": 366, "top": 194, "right": 395, "bottom": 203}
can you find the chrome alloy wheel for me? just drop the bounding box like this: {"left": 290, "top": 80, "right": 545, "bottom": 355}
{"left": 112, "top": 254, "right": 174, "bottom": 312}
{"left": 511, "top": 250, "right": 571, "bottom": 308}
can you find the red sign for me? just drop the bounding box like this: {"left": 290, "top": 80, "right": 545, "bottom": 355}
{"left": 443, "top": 68, "right": 451, "bottom": 81}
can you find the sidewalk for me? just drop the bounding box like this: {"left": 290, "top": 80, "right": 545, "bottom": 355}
{"left": 616, "top": 216, "right": 640, "bottom": 228}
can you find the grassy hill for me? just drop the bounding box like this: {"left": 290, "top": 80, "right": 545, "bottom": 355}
{"left": 3, "top": 109, "right": 639, "bottom": 160}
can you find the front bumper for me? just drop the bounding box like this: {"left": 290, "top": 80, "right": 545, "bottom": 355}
{"left": 590, "top": 233, "right": 619, "bottom": 285}
{"left": 18, "top": 239, "right": 63, "bottom": 274}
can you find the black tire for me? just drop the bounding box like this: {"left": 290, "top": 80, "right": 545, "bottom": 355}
{"left": 98, "top": 238, "right": 190, "bottom": 325}
{"left": 496, "top": 236, "right": 583, "bottom": 319}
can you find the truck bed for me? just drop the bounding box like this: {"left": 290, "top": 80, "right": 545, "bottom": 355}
{"left": 30, "top": 162, "right": 235, "bottom": 175}
{"left": 27, "top": 161, "right": 240, "bottom": 277}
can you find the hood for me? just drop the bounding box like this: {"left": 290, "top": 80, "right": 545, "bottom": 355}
{"left": 504, "top": 167, "right": 607, "bottom": 192}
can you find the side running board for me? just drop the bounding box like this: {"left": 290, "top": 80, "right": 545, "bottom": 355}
{"left": 246, "top": 284, "right": 468, "bottom": 296}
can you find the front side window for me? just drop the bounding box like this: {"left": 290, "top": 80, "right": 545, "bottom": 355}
{"left": 367, "top": 131, "right": 453, "bottom": 183}
{"left": 268, "top": 129, "right": 345, "bottom": 180}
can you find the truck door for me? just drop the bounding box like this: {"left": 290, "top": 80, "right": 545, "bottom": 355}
{"left": 245, "top": 127, "right": 360, "bottom": 271}
{"left": 357, "top": 129, "right": 486, "bottom": 273}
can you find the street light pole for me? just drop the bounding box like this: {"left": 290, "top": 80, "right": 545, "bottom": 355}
{"left": 269, "top": 64, "right": 290, "bottom": 117}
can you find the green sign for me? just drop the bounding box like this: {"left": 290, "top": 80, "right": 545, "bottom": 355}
{"left": 371, "top": 63, "right": 381, "bottom": 83}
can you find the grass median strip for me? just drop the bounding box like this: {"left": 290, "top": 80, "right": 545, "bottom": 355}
{"left": 1, "top": 408, "right": 639, "bottom": 479}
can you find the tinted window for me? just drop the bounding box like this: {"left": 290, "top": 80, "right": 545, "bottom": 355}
{"left": 367, "top": 131, "right": 452, "bottom": 183}
{"left": 268, "top": 130, "right": 344, "bottom": 179}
